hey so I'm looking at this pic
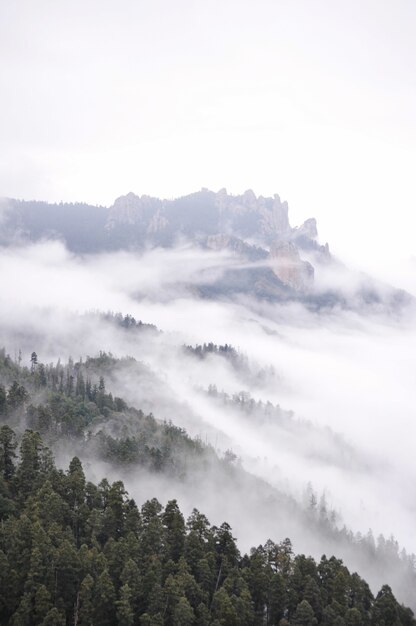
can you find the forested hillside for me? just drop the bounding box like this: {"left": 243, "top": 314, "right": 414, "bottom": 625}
{"left": 0, "top": 426, "right": 414, "bottom": 626}
{"left": 3, "top": 0, "right": 415, "bottom": 623}
{"left": 1, "top": 344, "right": 416, "bottom": 618}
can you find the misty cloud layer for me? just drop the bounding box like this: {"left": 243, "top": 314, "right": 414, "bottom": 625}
{"left": 2, "top": 0, "right": 415, "bottom": 615}
{"left": 1, "top": 238, "right": 416, "bottom": 569}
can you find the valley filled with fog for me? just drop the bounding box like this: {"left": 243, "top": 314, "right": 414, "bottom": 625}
{"left": 2, "top": 2, "right": 415, "bottom": 622}
{"left": 1, "top": 220, "right": 415, "bottom": 606}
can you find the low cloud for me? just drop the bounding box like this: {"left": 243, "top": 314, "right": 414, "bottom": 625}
{"left": 1, "top": 238, "right": 416, "bottom": 604}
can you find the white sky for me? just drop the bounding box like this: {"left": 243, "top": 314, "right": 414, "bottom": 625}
{"left": 0, "top": 0, "right": 415, "bottom": 277}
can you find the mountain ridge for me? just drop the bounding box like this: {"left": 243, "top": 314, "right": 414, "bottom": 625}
{"left": 1, "top": 189, "right": 411, "bottom": 311}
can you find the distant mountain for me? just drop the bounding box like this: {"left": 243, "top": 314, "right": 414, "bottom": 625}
{"left": 2, "top": 187, "right": 323, "bottom": 245}
{"left": 1, "top": 189, "right": 411, "bottom": 310}
{"left": 107, "top": 188, "right": 324, "bottom": 251}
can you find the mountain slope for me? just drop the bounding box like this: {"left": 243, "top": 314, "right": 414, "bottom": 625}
{"left": 1, "top": 344, "right": 416, "bottom": 609}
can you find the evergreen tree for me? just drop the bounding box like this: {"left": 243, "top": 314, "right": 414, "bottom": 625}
{"left": 75, "top": 371, "right": 86, "bottom": 399}
{"left": 0, "top": 384, "right": 6, "bottom": 414}
{"left": 93, "top": 568, "right": 116, "bottom": 626}
{"left": 0, "top": 424, "right": 17, "bottom": 480}
{"left": 77, "top": 574, "right": 95, "bottom": 626}
{"left": 372, "top": 585, "right": 400, "bottom": 625}
{"left": 34, "top": 584, "right": 52, "bottom": 623}
{"left": 116, "top": 583, "right": 135, "bottom": 626}
{"left": 14, "top": 430, "right": 45, "bottom": 497}
{"left": 30, "top": 351, "right": 38, "bottom": 373}
{"left": 163, "top": 499, "right": 186, "bottom": 562}
{"left": 293, "top": 599, "right": 318, "bottom": 626}
{"left": 7, "top": 381, "right": 28, "bottom": 411}
{"left": 0, "top": 425, "right": 413, "bottom": 626}
{"left": 40, "top": 607, "right": 66, "bottom": 626}
{"left": 173, "top": 596, "right": 195, "bottom": 626}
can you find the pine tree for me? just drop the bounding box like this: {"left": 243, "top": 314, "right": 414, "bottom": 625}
{"left": 0, "top": 384, "right": 6, "bottom": 414}
{"left": 163, "top": 499, "right": 186, "bottom": 562}
{"left": 293, "top": 599, "right": 318, "bottom": 626}
{"left": 344, "top": 607, "right": 363, "bottom": 625}
{"left": 14, "top": 430, "right": 44, "bottom": 497}
{"left": 173, "top": 596, "right": 195, "bottom": 626}
{"left": 30, "top": 351, "right": 38, "bottom": 373}
{"left": 7, "top": 381, "right": 28, "bottom": 411}
{"left": 372, "top": 585, "right": 400, "bottom": 626}
{"left": 93, "top": 568, "right": 116, "bottom": 626}
{"left": 211, "top": 587, "right": 238, "bottom": 625}
{"left": 0, "top": 549, "right": 11, "bottom": 621}
{"left": 120, "top": 558, "right": 142, "bottom": 611}
{"left": 40, "top": 607, "right": 66, "bottom": 626}
{"left": 116, "top": 584, "right": 135, "bottom": 626}
{"left": 0, "top": 424, "right": 17, "bottom": 480}
{"left": 34, "top": 585, "right": 52, "bottom": 623}
{"left": 77, "top": 574, "right": 94, "bottom": 626}
{"left": 76, "top": 371, "right": 86, "bottom": 399}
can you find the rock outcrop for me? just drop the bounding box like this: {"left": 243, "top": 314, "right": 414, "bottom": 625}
{"left": 293, "top": 217, "right": 318, "bottom": 241}
{"left": 105, "top": 189, "right": 297, "bottom": 245}
{"left": 215, "top": 188, "right": 291, "bottom": 242}
{"left": 106, "top": 192, "right": 162, "bottom": 230}
{"left": 4, "top": 191, "right": 412, "bottom": 311}
{"left": 104, "top": 188, "right": 323, "bottom": 293}
{"left": 204, "top": 234, "right": 268, "bottom": 261}
{"left": 270, "top": 241, "right": 314, "bottom": 291}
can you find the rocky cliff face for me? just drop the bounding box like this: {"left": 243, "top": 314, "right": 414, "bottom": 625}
{"left": 214, "top": 188, "right": 291, "bottom": 241}
{"left": 292, "top": 217, "right": 318, "bottom": 240}
{"left": 107, "top": 192, "right": 162, "bottom": 229}
{"left": 106, "top": 188, "right": 318, "bottom": 244}
{"left": 204, "top": 233, "right": 268, "bottom": 261}
{"left": 4, "top": 192, "right": 411, "bottom": 311}
{"left": 270, "top": 241, "right": 314, "bottom": 291}
{"left": 104, "top": 188, "right": 324, "bottom": 292}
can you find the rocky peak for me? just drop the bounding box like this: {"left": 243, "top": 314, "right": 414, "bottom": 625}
{"left": 266, "top": 194, "right": 290, "bottom": 236}
{"left": 106, "top": 193, "right": 162, "bottom": 229}
{"left": 242, "top": 189, "right": 257, "bottom": 209}
{"left": 213, "top": 189, "right": 291, "bottom": 241}
{"left": 106, "top": 190, "right": 326, "bottom": 283}
{"left": 293, "top": 217, "right": 318, "bottom": 241}
{"left": 270, "top": 241, "right": 314, "bottom": 291}
{"left": 215, "top": 188, "right": 228, "bottom": 210}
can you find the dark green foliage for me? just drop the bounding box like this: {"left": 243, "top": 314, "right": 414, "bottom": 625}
{"left": 0, "top": 349, "right": 210, "bottom": 476}
{"left": 184, "top": 342, "right": 240, "bottom": 362}
{"left": 293, "top": 599, "right": 318, "bottom": 625}
{"left": 0, "top": 384, "right": 7, "bottom": 414}
{"left": 162, "top": 499, "right": 186, "bottom": 563}
{"left": 7, "top": 380, "right": 29, "bottom": 411}
{"left": 0, "top": 427, "right": 413, "bottom": 626}
{"left": 0, "top": 349, "right": 415, "bottom": 623}
{"left": 98, "top": 311, "right": 159, "bottom": 334}
{"left": 0, "top": 424, "right": 17, "bottom": 480}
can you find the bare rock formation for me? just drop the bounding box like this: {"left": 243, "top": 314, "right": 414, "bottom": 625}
{"left": 293, "top": 217, "right": 318, "bottom": 240}
{"left": 270, "top": 241, "right": 314, "bottom": 291}
{"left": 106, "top": 193, "right": 162, "bottom": 230}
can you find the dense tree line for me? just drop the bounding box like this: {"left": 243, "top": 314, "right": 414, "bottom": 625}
{"left": 1, "top": 348, "right": 416, "bottom": 614}
{"left": 184, "top": 344, "right": 240, "bottom": 361}
{"left": 0, "top": 349, "right": 209, "bottom": 476}
{"left": 96, "top": 312, "right": 159, "bottom": 334}
{"left": 206, "top": 387, "right": 293, "bottom": 423}
{"left": 183, "top": 344, "right": 275, "bottom": 387}
{"left": 0, "top": 426, "right": 414, "bottom": 626}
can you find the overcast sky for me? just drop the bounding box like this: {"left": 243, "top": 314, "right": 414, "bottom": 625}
{"left": 0, "top": 0, "right": 415, "bottom": 276}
